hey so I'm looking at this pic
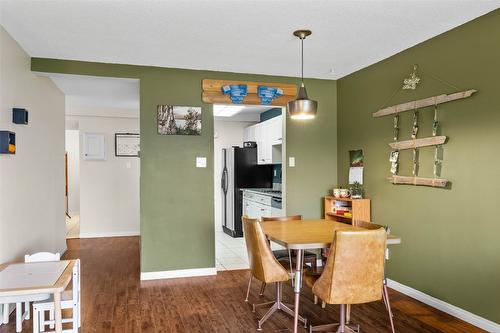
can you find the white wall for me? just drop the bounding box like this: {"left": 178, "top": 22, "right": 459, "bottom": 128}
{"left": 213, "top": 120, "right": 255, "bottom": 231}
{"left": 69, "top": 115, "right": 140, "bottom": 238}
{"left": 65, "top": 129, "right": 80, "bottom": 214}
{"left": 0, "top": 26, "right": 66, "bottom": 265}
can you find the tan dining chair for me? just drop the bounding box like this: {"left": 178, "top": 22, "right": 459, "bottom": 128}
{"left": 305, "top": 228, "right": 387, "bottom": 333}
{"left": 242, "top": 216, "right": 307, "bottom": 331}
{"left": 352, "top": 220, "right": 395, "bottom": 333}
{"left": 259, "top": 215, "right": 318, "bottom": 295}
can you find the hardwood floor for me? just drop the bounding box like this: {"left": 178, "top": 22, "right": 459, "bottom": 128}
{"left": 0, "top": 237, "right": 485, "bottom": 333}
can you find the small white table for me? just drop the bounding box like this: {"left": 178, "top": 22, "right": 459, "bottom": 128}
{"left": 0, "top": 260, "right": 76, "bottom": 333}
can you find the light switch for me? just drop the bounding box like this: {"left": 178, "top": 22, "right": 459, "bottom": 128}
{"left": 289, "top": 157, "right": 295, "bottom": 167}
{"left": 126, "top": 162, "right": 131, "bottom": 169}
{"left": 196, "top": 157, "right": 207, "bottom": 168}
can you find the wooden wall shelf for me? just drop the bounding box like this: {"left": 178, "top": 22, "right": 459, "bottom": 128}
{"left": 387, "top": 175, "right": 448, "bottom": 188}
{"left": 202, "top": 79, "right": 297, "bottom": 106}
{"left": 389, "top": 136, "right": 446, "bottom": 150}
{"left": 373, "top": 89, "right": 477, "bottom": 118}
{"left": 324, "top": 196, "right": 370, "bottom": 223}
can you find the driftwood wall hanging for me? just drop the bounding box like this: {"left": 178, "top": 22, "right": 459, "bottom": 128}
{"left": 202, "top": 79, "right": 297, "bottom": 106}
{"left": 373, "top": 65, "right": 478, "bottom": 188}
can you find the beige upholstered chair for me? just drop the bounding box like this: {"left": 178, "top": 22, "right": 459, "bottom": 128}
{"left": 306, "top": 228, "right": 387, "bottom": 333}
{"left": 242, "top": 216, "right": 307, "bottom": 331}
{"left": 352, "top": 220, "right": 395, "bottom": 333}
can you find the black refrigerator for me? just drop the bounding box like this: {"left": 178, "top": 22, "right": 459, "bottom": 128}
{"left": 221, "top": 146, "right": 273, "bottom": 237}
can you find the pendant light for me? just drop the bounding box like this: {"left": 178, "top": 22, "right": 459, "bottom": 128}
{"left": 287, "top": 30, "right": 317, "bottom": 120}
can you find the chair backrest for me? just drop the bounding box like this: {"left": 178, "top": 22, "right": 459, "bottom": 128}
{"left": 25, "top": 252, "right": 61, "bottom": 262}
{"left": 261, "top": 215, "right": 302, "bottom": 222}
{"left": 242, "top": 216, "right": 289, "bottom": 283}
{"left": 352, "top": 220, "right": 385, "bottom": 230}
{"left": 312, "top": 228, "right": 386, "bottom": 305}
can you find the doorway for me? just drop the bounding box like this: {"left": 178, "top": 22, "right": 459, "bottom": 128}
{"left": 213, "top": 104, "right": 286, "bottom": 270}
{"left": 48, "top": 74, "right": 141, "bottom": 239}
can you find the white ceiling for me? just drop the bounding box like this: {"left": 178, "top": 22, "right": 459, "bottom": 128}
{"left": 47, "top": 74, "right": 140, "bottom": 116}
{"left": 1, "top": 1, "right": 499, "bottom": 79}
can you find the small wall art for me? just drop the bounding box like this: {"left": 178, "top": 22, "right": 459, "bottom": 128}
{"left": 115, "top": 133, "right": 140, "bottom": 157}
{"left": 157, "top": 105, "right": 202, "bottom": 135}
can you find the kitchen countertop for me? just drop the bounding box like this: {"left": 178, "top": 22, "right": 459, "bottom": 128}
{"left": 241, "top": 188, "right": 282, "bottom": 198}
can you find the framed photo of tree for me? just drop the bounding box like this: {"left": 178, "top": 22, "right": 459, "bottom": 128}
{"left": 157, "top": 105, "right": 202, "bottom": 135}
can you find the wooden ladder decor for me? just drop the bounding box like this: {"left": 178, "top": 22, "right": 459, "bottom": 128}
{"left": 373, "top": 89, "right": 477, "bottom": 118}
{"left": 202, "top": 79, "right": 297, "bottom": 106}
{"left": 387, "top": 175, "right": 448, "bottom": 188}
{"left": 389, "top": 136, "right": 446, "bottom": 150}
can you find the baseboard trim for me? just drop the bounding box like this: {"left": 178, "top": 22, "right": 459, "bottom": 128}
{"left": 140, "top": 267, "right": 217, "bottom": 281}
{"left": 387, "top": 279, "right": 500, "bottom": 332}
{"left": 78, "top": 231, "right": 140, "bottom": 239}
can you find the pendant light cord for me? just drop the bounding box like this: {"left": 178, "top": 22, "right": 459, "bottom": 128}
{"left": 301, "top": 37, "right": 304, "bottom": 84}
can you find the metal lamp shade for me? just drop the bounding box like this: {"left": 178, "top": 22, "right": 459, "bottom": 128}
{"left": 287, "top": 84, "right": 317, "bottom": 120}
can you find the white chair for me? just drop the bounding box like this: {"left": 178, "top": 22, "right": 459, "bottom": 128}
{"left": 33, "top": 259, "right": 80, "bottom": 333}
{"left": 0, "top": 252, "right": 60, "bottom": 332}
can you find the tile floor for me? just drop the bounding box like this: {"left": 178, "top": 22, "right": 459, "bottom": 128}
{"left": 215, "top": 230, "right": 249, "bottom": 271}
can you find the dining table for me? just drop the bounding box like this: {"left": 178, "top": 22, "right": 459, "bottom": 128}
{"left": 261, "top": 218, "right": 401, "bottom": 333}
{"left": 0, "top": 260, "right": 77, "bottom": 333}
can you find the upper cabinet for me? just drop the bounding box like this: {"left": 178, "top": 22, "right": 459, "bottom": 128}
{"left": 244, "top": 115, "right": 282, "bottom": 165}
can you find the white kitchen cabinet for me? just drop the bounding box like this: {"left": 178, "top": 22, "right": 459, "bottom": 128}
{"left": 269, "top": 116, "right": 283, "bottom": 144}
{"left": 245, "top": 115, "right": 282, "bottom": 165}
{"left": 243, "top": 125, "right": 256, "bottom": 142}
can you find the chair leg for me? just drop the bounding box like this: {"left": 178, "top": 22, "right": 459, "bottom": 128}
{"left": 254, "top": 282, "right": 307, "bottom": 331}
{"left": 309, "top": 304, "right": 359, "bottom": 333}
{"left": 33, "top": 307, "right": 39, "bottom": 333}
{"left": 382, "top": 284, "right": 396, "bottom": 333}
{"left": 2, "top": 304, "right": 9, "bottom": 324}
{"left": 15, "top": 303, "right": 22, "bottom": 333}
{"left": 25, "top": 301, "right": 30, "bottom": 320}
{"left": 49, "top": 309, "right": 54, "bottom": 329}
{"left": 259, "top": 282, "right": 266, "bottom": 296}
{"left": 40, "top": 310, "right": 45, "bottom": 332}
{"left": 245, "top": 274, "right": 252, "bottom": 302}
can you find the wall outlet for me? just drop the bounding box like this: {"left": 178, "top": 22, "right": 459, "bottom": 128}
{"left": 196, "top": 157, "right": 207, "bottom": 168}
{"left": 289, "top": 157, "right": 295, "bottom": 167}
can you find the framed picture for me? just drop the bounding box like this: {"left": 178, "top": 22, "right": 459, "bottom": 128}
{"left": 115, "top": 133, "right": 140, "bottom": 157}
{"left": 157, "top": 105, "right": 202, "bottom": 135}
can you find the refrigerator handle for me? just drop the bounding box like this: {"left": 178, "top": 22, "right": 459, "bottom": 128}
{"left": 221, "top": 168, "right": 228, "bottom": 193}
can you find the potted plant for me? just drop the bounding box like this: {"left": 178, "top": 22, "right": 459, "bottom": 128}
{"left": 350, "top": 182, "right": 364, "bottom": 199}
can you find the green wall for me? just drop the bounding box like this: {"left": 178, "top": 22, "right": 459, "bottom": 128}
{"left": 337, "top": 10, "right": 500, "bottom": 323}
{"left": 31, "top": 59, "right": 337, "bottom": 272}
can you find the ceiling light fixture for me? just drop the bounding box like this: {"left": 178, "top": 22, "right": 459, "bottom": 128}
{"left": 287, "top": 30, "right": 318, "bottom": 120}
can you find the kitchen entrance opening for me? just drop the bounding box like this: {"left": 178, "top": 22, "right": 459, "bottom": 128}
{"left": 213, "top": 104, "right": 286, "bottom": 271}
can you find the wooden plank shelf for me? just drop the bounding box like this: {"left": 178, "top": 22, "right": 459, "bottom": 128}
{"left": 202, "top": 79, "right": 297, "bottom": 96}
{"left": 202, "top": 91, "right": 294, "bottom": 106}
{"left": 373, "top": 89, "right": 477, "bottom": 118}
{"left": 326, "top": 212, "right": 352, "bottom": 219}
{"left": 389, "top": 136, "right": 446, "bottom": 150}
{"left": 202, "top": 79, "right": 297, "bottom": 106}
{"left": 388, "top": 175, "right": 448, "bottom": 188}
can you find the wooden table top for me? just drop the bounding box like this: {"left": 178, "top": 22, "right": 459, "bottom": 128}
{"left": 0, "top": 260, "right": 76, "bottom": 297}
{"left": 262, "top": 219, "right": 401, "bottom": 250}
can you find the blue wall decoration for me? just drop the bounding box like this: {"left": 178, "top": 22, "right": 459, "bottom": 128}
{"left": 257, "top": 86, "right": 283, "bottom": 105}
{"left": 221, "top": 84, "right": 248, "bottom": 104}
{"left": 13, "top": 108, "right": 29, "bottom": 124}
